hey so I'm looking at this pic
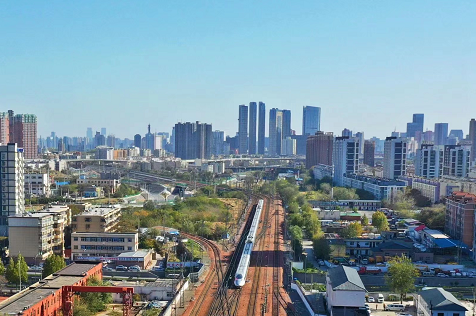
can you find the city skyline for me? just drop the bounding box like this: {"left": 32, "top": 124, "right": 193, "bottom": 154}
{"left": 1, "top": 2, "right": 475, "bottom": 139}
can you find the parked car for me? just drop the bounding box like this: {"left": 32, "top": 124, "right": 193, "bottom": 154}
{"left": 103, "top": 267, "right": 114, "bottom": 272}
{"left": 377, "top": 293, "right": 384, "bottom": 303}
{"left": 437, "top": 273, "right": 448, "bottom": 278}
{"left": 367, "top": 297, "right": 375, "bottom": 303}
{"left": 385, "top": 304, "right": 405, "bottom": 312}
{"left": 318, "top": 260, "right": 325, "bottom": 266}
{"left": 116, "top": 265, "right": 127, "bottom": 271}
{"left": 128, "top": 267, "right": 140, "bottom": 272}
{"left": 364, "top": 304, "right": 370, "bottom": 311}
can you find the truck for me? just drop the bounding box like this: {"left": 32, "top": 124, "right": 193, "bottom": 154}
{"left": 358, "top": 267, "right": 381, "bottom": 275}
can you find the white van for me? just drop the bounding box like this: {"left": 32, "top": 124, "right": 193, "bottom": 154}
{"left": 377, "top": 293, "right": 384, "bottom": 303}
{"left": 385, "top": 304, "right": 404, "bottom": 311}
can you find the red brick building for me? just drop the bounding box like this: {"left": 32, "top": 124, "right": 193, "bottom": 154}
{"left": 445, "top": 192, "right": 476, "bottom": 248}
{"left": 0, "top": 263, "right": 102, "bottom": 316}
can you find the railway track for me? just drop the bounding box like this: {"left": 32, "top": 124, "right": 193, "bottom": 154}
{"left": 272, "top": 198, "right": 280, "bottom": 316}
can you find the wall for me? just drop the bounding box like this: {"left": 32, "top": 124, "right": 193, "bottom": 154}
{"left": 162, "top": 279, "right": 190, "bottom": 316}
{"left": 291, "top": 283, "right": 321, "bottom": 316}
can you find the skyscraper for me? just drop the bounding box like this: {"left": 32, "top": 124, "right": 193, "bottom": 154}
{"left": 355, "top": 132, "right": 364, "bottom": 156}
{"left": 306, "top": 131, "right": 333, "bottom": 168}
{"left": 0, "top": 113, "right": 9, "bottom": 144}
{"left": 86, "top": 127, "right": 93, "bottom": 141}
{"left": 363, "top": 141, "right": 375, "bottom": 167}
{"left": 302, "top": 106, "right": 321, "bottom": 136}
{"left": 174, "top": 121, "right": 213, "bottom": 160}
{"left": 269, "top": 108, "right": 289, "bottom": 156}
{"left": 0, "top": 143, "right": 24, "bottom": 236}
{"left": 249, "top": 102, "right": 257, "bottom": 154}
{"left": 434, "top": 123, "right": 449, "bottom": 146}
{"left": 9, "top": 112, "right": 38, "bottom": 159}
{"left": 282, "top": 110, "right": 291, "bottom": 140}
{"left": 342, "top": 128, "right": 352, "bottom": 137}
{"left": 145, "top": 124, "right": 155, "bottom": 150}
{"left": 258, "top": 102, "right": 266, "bottom": 155}
{"left": 333, "top": 136, "right": 359, "bottom": 186}
{"left": 101, "top": 128, "right": 106, "bottom": 136}
{"left": 134, "top": 134, "right": 142, "bottom": 148}
{"left": 415, "top": 144, "right": 443, "bottom": 179}
{"left": 383, "top": 137, "right": 407, "bottom": 179}
{"left": 212, "top": 130, "right": 226, "bottom": 156}
{"left": 238, "top": 105, "right": 248, "bottom": 154}
{"left": 407, "top": 114, "right": 424, "bottom": 138}
{"left": 470, "top": 119, "right": 476, "bottom": 163}
{"left": 443, "top": 145, "right": 470, "bottom": 177}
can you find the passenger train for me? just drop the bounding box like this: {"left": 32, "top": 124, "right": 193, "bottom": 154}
{"left": 234, "top": 199, "right": 264, "bottom": 287}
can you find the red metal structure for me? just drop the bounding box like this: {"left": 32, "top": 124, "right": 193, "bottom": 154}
{"left": 62, "top": 286, "right": 134, "bottom": 316}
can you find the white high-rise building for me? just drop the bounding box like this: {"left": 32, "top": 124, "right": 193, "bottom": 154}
{"left": 443, "top": 145, "right": 470, "bottom": 178}
{"left": 332, "top": 136, "right": 359, "bottom": 186}
{"left": 0, "top": 143, "right": 25, "bottom": 236}
{"left": 383, "top": 137, "right": 407, "bottom": 179}
{"left": 415, "top": 144, "right": 444, "bottom": 179}
{"left": 282, "top": 137, "right": 296, "bottom": 156}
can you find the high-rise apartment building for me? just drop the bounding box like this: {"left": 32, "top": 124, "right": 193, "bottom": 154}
{"left": 434, "top": 123, "right": 449, "bottom": 146}
{"left": 469, "top": 119, "right": 476, "bottom": 164}
{"left": 258, "top": 102, "right": 266, "bottom": 155}
{"left": 363, "top": 141, "right": 375, "bottom": 167}
{"left": 383, "top": 137, "right": 407, "bottom": 179}
{"left": 414, "top": 144, "right": 444, "bottom": 179}
{"left": 302, "top": 106, "right": 321, "bottom": 136}
{"left": 212, "top": 130, "right": 226, "bottom": 156}
{"left": 355, "top": 132, "right": 364, "bottom": 156}
{"left": 282, "top": 110, "right": 291, "bottom": 140}
{"left": 101, "top": 128, "right": 106, "bottom": 136}
{"left": 282, "top": 137, "right": 296, "bottom": 156}
{"left": 445, "top": 192, "right": 476, "bottom": 251}
{"left": 443, "top": 145, "right": 470, "bottom": 177}
{"left": 0, "top": 113, "right": 9, "bottom": 144}
{"left": 333, "top": 136, "right": 359, "bottom": 186}
{"left": 9, "top": 112, "right": 38, "bottom": 159}
{"left": 0, "top": 143, "right": 25, "bottom": 236}
{"left": 342, "top": 128, "right": 352, "bottom": 137}
{"left": 238, "top": 105, "right": 248, "bottom": 154}
{"left": 174, "top": 121, "right": 213, "bottom": 159}
{"left": 249, "top": 102, "right": 257, "bottom": 155}
{"left": 306, "top": 131, "right": 333, "bottom": 168}
{"left": 269, "top": 108, "right": 282, "bottom": 156}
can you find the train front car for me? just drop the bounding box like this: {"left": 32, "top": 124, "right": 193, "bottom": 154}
{"left": 234, "top": 241, "right": 253, "bottom": 287}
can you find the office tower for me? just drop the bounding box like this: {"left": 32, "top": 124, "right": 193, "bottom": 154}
{"left": 355, "top": 132, "right": 364, "bottom": 155}
{"left": 248, "top": 102, "right": 257, "bottom": 155}
{"left": 7, "top": 112, "right": 38, "bottom": 159}
{"left": 363, "top": 141, "right": 375, "bottom": 167}
{"left": 449, "top": 130, "right": 464, "bottom": 141}
{"left": 86, "top": 127, "right": 93, "bottom": 141}
{"left": 212, "top": 130, "right": 225, "bottom": 156}
{"left": 258, "top": 102, "right": 266, "bottom": 155}
{"left": 415, "top": 144, "right": 444, "bottom": 179}
{"left": 302, "top": 106, "right": 321, "bottom": 136}
{"left": 443, "top": 145, "right": 470, "bottom": 177}
{"left": 238, "top": 105, "right": 248, "bottom": 154}
{"left": 174, "top": 121, "right": 212, "bottom": 159}
{"left": 0, "top": 113, "right": 9, "bottom": 144}
{"left": 383, "top": 137, "right": 407, "bottom": 179}
{"left": 94, "top": 132, "right": 105, "bottom": 147}
{"left": 423, "top": 130, "right": 434, "bottom": 143}
{"left": 269, "top": 108, "right": 283, "bottom": 156}
{"left": 134, "top": 134, "right": 142, "bottom": 148}
{"left": 413, "top": 114, "right": 424, "bottom": 133}
{"left": 434, "top": 123, "right": 449, "bottom": 146}
{"left": 101, "top": 128, "right": 106, "bottom": 136}
{"left": 282, "top": 110, "right": 291, "bottom": 138}
{"left": 406, "top": 114, "right": 424, "bottom": 138}
{"left": 0, "top": 143, "right": 25, "bottom": 236}
{"left": 106, "top": 135, "right": 116, "bottom": 148}
{"left": 470, "top": 119, "right": 476, "bottom": 163}
{"left": 145, "top": 124, "right": 155, "bottom": 150}
{"left": 342, "top": 128, "right": 352, "bottom": 137}
{"left": 305, "top": 131, "right": 333, "bottom": 168}
{"left": 282, "top": 137, "right": 296, "bottom": 156}
{"left": 333, "top": 136, "right": 359, "bottom": 186}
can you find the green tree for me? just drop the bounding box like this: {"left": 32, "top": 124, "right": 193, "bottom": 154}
{"left": 42, "top": 254, "right": 66, "bottom": 278}
{"left": 341, "top": 222, "right": 363, "bottom": 238}
{"left": 80, "top": 277, "right": 113, "bottom": 313}
{"left": 416, "top": 206, "right": 445, "bottom": 230}
{"left": 313, "top": 237, "right": 331, "bottom": 260}
{"left": 289, "top": 225, "right": 303, "bottom": 241}
{"left": 17, "top": 254, "right": 28, "bottom": 284}
{"left": 332, "top": 187, "right": 359, "bottom": 200}
{"left": 0, "top": 259, "right": 5, "bottom": 275}
{"left": 372, "top": 211, "right": 389, "bottom": 232}
{"left": 385, "top": 255, "right": 419, "bottom": 303}
{"left": 320, "top": 183, "right": 332, "bottom": 194}
{"left": 5, "top": 257, "right": 17, "bottom": 284}
{"left": 361, "top": 214, "right": 369, "bottom": 226}
{"left": 143, "top": 200, "right": 155, "bottom": 211}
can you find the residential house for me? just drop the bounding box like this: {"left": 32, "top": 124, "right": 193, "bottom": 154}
{"left": 415, "top": 288, "right": 467, "bottom": 316}
{"left": 326, "top": 266, "right": 367, "bottom": 316}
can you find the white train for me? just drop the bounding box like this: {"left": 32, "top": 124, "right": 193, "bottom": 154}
{"left": 234, "top": 199, "right": 264, "bottom": 287}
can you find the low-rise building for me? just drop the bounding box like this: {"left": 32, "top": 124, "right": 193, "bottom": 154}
{"left": 399, "top": 176, "right": 441, "bottom": 203}
{"left": 415, "top": 288, "right": 467, "bottom": 316}
{"left": 71, "top": 232, "right": 138, "bottom": 261}
{"left": 112, "top": 279, "right": 184, "bottom": 302}
{"left": 34, "top": 204, "right": 71, "bottom": 257}
{"left": 313, "top": 163, "right": 334, "bottom": 181}
{"left": 24, "top": 173, "right": 51, "bottom": 197}
{"left": 309, "top": 200, "right": 382, "bottom": 211}
{"left": 76, "top": 175, "right": 120, "bottom": 193}
{"left": 345, "top": 238, "right": 383, "bottom": 257}
{"left": 72, "top": 205, "right": 121, "bottom": 232}
{"left": 84, "top": 185, "right": 104, "bottom": 198}
{"left": 343, "top": 174, "right": 406, "bottom": 201}
{"left": 326, "top": 265, "right": 367, "bottom": 316}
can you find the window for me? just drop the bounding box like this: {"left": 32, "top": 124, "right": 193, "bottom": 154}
{"left": 85, "top": 218, "right": 92, "bottom": 222}
{"left": 74, "top": 245, "right": 78, "bottom": 249}
{"left": 128, "top": 247, "right": 132, "bottom": 250}
{"left": 453, "top": 313, "right": 460, "bottom": 316}
{"left": 86, "top": 224, "right": 90, "bottom": 229}
{"left": 128, "top": 238, "right": 132, "bottom": 242}
{"left": 438, "top": 313, "right": 444, "bottom": 316}
{"left": 73, "top": 237, "right": 78, "bottom": 241}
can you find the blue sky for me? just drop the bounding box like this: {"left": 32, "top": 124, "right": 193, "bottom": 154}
{"left": 1, "top": 1, "right": 475, "bottom": 139}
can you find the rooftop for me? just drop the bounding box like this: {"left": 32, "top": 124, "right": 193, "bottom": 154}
{"left": 419, "top": 288, "right": 467, "bottom": 311}
{"left": 423, "top": 229, "right": 449, "bottom": 239}
{"left": 78, "top": 205, "right": 121, "bottom": 216}
{"left": 328, "top": 266, "right": 366, "bottom": 291}
{"left": 118, "top": 249, "right": 151, "bottom": 258}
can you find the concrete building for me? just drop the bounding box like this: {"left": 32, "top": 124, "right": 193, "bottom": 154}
{"left": 269, "top": 108, "right": 291, "bottom": 156}
{"left": 383, "top": 137, "right": 407, "bottom": 179}
{"left": 249, "top": 102, "right": 257, "bottom": 154}
{"left": 415, "top": 144, "right": 444, "bottom": 179}
{"left": 434, "top": 123, "right": 449, "bottom": 146}
{"left": 8, "top": 213, "right": 55, "bottom": 264}
{"left": 0, "top": 112, "right": 9, "bottom": 144}
{"left": 96, "top": 146, "right": 114, "bottom": 160}
{"left": 282, "top": 137, "right": 296, "bottom": 156}
{"left": 469, "top": 118, "right": 476, "bottom": 164}
{"left": 24, "top": 173, "right": 51, "bottom": 197}
{"left": 35, "top": 204, "right": 71, "bottom": 257}
{"left": 399, "top": 177, "right": 441, "bottom": 203}
{"left": 76, "top": 176, "right": 120, "bottom": 192}
{"left": 302, "top": 106, "right": 321, "bottom": 136}
{"left": 343, "top": 174, "right": 406, "bottom": 201}
{"left": 326, "top": 266, "right": 366, "bottom": 316}
{"left": 212, "top": 130, "right": 226, "bottom": 156}
{"left": 258, "top": 102, "right": 266, "bottom": 155}
{"left": 174, "top": 121, "right": 213, "bottom": 160}
{"left": 238, "top": 104, "right": 248, "bottom": 154}
{"left": 134, "top": 133, "right": 142, "bottom": 149}
{"left": 72, "top": 205, "right": 121, "bottom": 233}
{"left": 112, "top": 279, "right": 182, "bottom": 302}
{"left": 355, "top": 132, "right": 364, "bottom": 156}
{"left": 445, "top": 192, "right": 476, "bottom": 250}
{"left": 306, "top": 131, "right": 333, "bottom": 169}
{"left": 0, "top": 143, "right": 25, "bottom": 236}
{"left": 443, "top": 145, "right": 470, "bottom": 178}
{"left": 333, "top": 136, "right": 359, "bottom": 186}
{"left": 415, "top": 288, "right": 467, "bottom": 316}
{"left": 71, "top": 232, "right": 138, "bottom": 261}
{"left": 363, "top": 141, "right": 375, "bottom": 167}
{"left": 407, "top": 113, "right": 424, "bottom": 138}
{"left": 313, "top": 164, "right": 334, "bottom": 181}
{"left": 8, "top": 111, "right": 38, "bottom": 159}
